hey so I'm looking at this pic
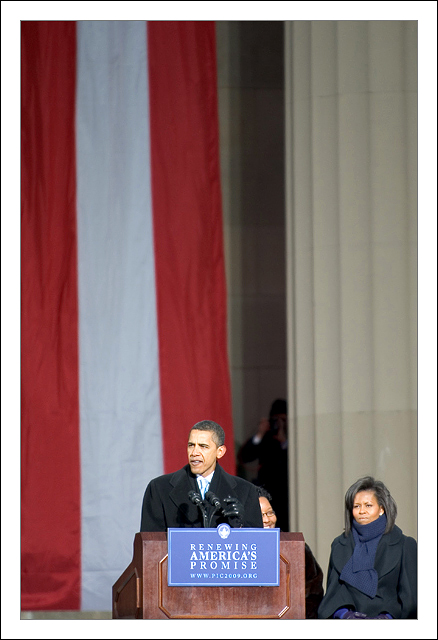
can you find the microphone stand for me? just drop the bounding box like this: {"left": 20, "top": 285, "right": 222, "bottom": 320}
{"left": 205, "top": 491, "right": 223, "bottom": 528}
{"left": 202, "top": 504, "right": 209, "bottom": 528}
{"left": 188, "top": 490, "right": 209, "bottom": 528}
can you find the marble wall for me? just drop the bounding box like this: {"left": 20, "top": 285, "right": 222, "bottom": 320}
{"left": 217, "top": 20, "right": 417, "bottom": 583}
{"left": 284, "top": 20, "right": 417, "bottom": 576}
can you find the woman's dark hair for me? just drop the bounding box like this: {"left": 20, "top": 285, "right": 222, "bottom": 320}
{"left": 190, "top": 420, "right": 225, "bottom": 446}
{"left": 256, "top": 486, "right": 273, "bottom": 502}
{"left": 344, "top": 476, "right": 397, "bottom": 535}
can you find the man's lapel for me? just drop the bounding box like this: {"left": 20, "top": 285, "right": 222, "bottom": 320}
{"left": 168, "top": 465, "right": 200, "bottom": 525}
{"left": 166, "top": 464, "right": 236, "bottom": 527}
{"left": 210, "top": 464, "right": 236, "bottom": 500}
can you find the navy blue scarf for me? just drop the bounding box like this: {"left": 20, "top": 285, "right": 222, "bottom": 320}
{"left": 339, "top": 514, "right": 387, "bottom": 598}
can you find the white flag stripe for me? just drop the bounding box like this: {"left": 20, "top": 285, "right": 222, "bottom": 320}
{"left": 76, "top": 20, "right": 163, "bottom": 610}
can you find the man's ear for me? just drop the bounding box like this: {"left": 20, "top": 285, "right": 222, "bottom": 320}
{"left": 216, "top": 445, "right": 226, "bottom": 460}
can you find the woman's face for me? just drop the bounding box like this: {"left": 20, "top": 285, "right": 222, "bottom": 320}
{"left": 259, "top": 497, "right": 277, "bottom": 528}
{"left": 352, "top": 490, "right": 384, "bottom": 525}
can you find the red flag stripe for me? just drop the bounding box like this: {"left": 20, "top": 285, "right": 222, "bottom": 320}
{"left": 147, "top": 22, "right": 235, "bottom": 473}
{"left": 21, "top": 21, "right": 81, "bottom": 610}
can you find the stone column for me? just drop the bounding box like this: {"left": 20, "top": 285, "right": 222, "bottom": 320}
{"left": 285, "top": 20, "right": 417, "bottom": 574}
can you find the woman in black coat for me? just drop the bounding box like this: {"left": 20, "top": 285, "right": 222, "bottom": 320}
{"left": 318, "top": 476, "right": 417, "bottom": 619}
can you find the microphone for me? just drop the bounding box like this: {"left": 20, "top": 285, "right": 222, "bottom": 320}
{"left": 188, "top": 490, "right": 203, "bottom": 506}
{"left": 205, "top": 491, "right": 222, "bottom": 509}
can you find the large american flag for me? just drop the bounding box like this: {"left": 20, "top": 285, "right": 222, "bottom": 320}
{"left": 21, "top": 20, "right": 234, "bottom": 611}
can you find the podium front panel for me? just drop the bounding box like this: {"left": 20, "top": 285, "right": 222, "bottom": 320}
{"left": 113, "top": 532, "right": 305, "bottom": 619}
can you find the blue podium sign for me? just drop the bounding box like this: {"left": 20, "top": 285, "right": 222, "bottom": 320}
{"left": 167, "top": 524, "right": 280, "bottom": 586}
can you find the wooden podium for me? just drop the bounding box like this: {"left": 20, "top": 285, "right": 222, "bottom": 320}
{"left": 112, "top": 532, "right": 305, "bottom": 619}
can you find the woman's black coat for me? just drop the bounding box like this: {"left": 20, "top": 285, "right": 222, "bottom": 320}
{"left": 317, "top": 524, "right": 417, "bottom": 619}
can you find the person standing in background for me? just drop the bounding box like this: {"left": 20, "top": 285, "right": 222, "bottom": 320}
{"left": 238, "top": 399, "right": 289, "bottom": 530}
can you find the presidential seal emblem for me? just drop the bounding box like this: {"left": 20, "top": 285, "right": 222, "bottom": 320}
{"left": 217, "top": 523, "right": 231, "bottom": 539}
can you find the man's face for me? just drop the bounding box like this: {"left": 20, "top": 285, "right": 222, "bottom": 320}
{"left": 259, "top": 497, "right": 277, "bottom": 528}
{"left": 187, "top": 429, "right": 226, "bottom": 477}
{"left": 270, "top": 413, "right": 287, "bottom": 441}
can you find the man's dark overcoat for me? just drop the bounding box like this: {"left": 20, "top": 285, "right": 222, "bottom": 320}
{"left": 318, "top": 525, "right": 417, "bottom": 619}
{"left": 140, "top": 463, "right": 263, "bottom": 531}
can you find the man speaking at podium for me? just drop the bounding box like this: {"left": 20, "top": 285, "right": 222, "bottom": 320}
{"left": 141, "top": 420, "right": 263, "bottom": 531}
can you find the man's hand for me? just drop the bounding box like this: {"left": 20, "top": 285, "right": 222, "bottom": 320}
{"left": 223, "top": 496, "right": 245, "bottom": 527}
{"left": 255, "top": 418, "right": 270, "bottom": 440}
